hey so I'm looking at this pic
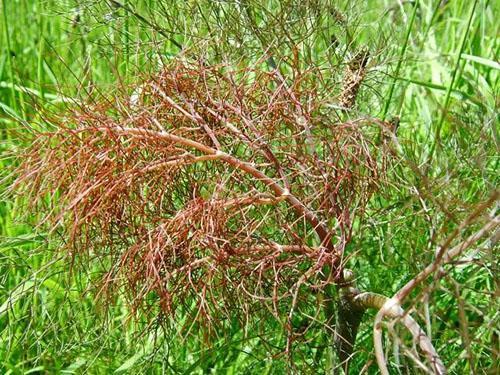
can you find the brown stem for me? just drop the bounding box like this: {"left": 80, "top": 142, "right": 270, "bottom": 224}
{"left": 90, "top": 124, "right": 335, "bottom": 252}
{"left": 359, "top": 293, "right": 447, "bottom": 375}
{"left": 334, "top": 283, "right": 365, "bottom": 374}
{"left": 333, "top": 270, "right": 446, "bottom": 374}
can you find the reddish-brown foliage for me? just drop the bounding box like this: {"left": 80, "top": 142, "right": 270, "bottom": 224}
{"left": 14, "top": 59, "right": 390, "bottom": 337}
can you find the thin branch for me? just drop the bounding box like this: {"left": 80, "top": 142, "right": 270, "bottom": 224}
{"left": 107, "top": 0, "right": 183, "bottom": 50}
{"left": 370, "top": 196, "right": 499, "bottom": 375}
{"left": 396, "top": 192, "right": 498, "bottom": 302}
{"left": 353, "top": 292, "right": 447, "bottom": 375}
{"left": 89, "top": 124, "right": 335, "bottom": 251}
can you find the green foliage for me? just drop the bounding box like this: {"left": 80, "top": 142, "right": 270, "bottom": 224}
{"left": 1, "top": 0, "right": 498, "bottom": 373}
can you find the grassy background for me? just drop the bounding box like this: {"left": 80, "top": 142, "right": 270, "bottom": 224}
{"left": 0, "top": 0, "right": 498, "bottom": 373}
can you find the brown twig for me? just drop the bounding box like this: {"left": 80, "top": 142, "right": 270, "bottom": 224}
{"left": 372, "top": 193, "right": 498, "bottom": 374}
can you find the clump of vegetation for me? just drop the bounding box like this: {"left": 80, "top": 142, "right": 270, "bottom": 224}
{"left": 1, "top": 0, "right": 498, "bottom": 373}
{"left": 14, "top": 58, "right": 393, "bottom": 366}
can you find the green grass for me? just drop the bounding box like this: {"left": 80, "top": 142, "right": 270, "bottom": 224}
{"left": 1, "top": 0, "right": 498, "bottom": 373}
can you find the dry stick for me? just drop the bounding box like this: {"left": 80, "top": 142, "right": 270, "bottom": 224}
{"left": 237, "top": 22, "right": 360, "bottom": 362}
{"left": 395, "top": 191, "right": 498, "bottom": 303}
{"left": 357, "top": 292, "right": 447, "bottom": 375}
{"left": 149, "top": 83, "right": 222, "bottom": 149}
{"left": 372, "top": 202, "right": 499, "bottom": 375}
{"left": 151, "top": 81, "right": 291, "bottom": 189}
{"left": 90, "top": 124, "right": 335, "bottom": 253}
{"left": 142, "top": 154, "right": 222, "bottom": 173}
{"left": 221, "top": 102, "right": 292, "bottom": 190}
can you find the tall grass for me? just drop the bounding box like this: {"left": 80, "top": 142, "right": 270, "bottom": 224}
{"left": 1, "top": 0, "right": 498, "bottom": 373}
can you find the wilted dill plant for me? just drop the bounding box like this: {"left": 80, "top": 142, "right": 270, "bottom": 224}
{"left": 14, "top": 57, "right": 388, "bottom": 339}
{"left": 14, "top": 1, "right": 496, "bottom": 373}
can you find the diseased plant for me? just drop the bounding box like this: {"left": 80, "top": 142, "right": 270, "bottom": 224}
{"left": 13, "top": 56, "right": 449, "bottom": 373}
{"left": 10, "top": 1, "right": 499, "bottom": 373}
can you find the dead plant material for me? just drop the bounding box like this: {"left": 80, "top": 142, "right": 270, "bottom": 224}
{"left": 339, "top": 48, "right": 370, "bottom": 109}
{"left": 14, "top": 59, "right": 389, "bottom": 337}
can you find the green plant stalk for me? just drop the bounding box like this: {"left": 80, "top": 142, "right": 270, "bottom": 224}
{"left": 395, "top": 75, "right": 484, "bottom": 108}
{"left": 37, "top": 0, "right": 45, "bottom": 99}
{"left": 1, "top": 0, "right": 18, "bottom": 113}
{"left": 123, "top": 0, "right": 130, "bottom": 76}
{"left": 422, "top": 0, "right": 446, "bottom": 41}
{"left": 381, "top": 0, "right": 419, "bottom": 120}
{"left": 322, "top": 281, "right": 338, "bottom": 374}
{"left": 428, "top": 0, "right": 479, "bottom": 161}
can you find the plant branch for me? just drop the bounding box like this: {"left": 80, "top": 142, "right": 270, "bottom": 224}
{"left": 396, "top": 191, "right": 498, "bottom": 303}
{"left": 353, "top": 292, "right": 446, "bottom": 375}
{"left": 371, "top": 193, "right": 498, "bottom": 375}
{"left": 90, "top": 124, "right": 335, "bottom": 252}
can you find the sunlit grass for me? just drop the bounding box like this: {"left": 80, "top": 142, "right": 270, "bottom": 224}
{"left": 1, "top": 0, "right": 498, "bottom": 373}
